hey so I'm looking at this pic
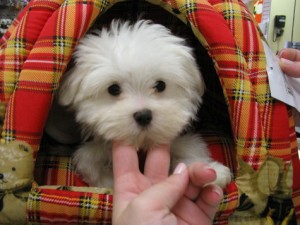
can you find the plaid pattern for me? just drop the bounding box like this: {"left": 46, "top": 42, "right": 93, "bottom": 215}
{"left": 0, "top": 0, "right": 104, "bottom": 150}
{"left": 27, "top": 184, "right": 113, "bottom": 225}
{"left": 34, "top": 154, "right": 86, "bottom": 187}
{"left": 0, "top": 0, "right": 299, "bottom": 224}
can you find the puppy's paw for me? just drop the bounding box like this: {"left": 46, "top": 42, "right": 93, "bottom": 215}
{"left": 208, "top": 161, "right": 232, "bottom": 188}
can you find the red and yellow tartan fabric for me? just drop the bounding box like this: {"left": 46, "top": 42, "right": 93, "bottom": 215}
{"left": 27, "top": 184, "right": 113, "bottom": 224}
{"left": 0, "top": 0, "right": 300, "bottom": 224}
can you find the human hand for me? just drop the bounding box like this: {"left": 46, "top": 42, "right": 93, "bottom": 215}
{"left": 278, "top": 48, "right": 300, "bottom": 77}
{"left": 112, "top": 142, "right": 223, "bottom": 225}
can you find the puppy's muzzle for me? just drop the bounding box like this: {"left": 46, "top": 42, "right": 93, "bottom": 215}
{"left": 133, "top": 109, "right": 152, "bottom": 127}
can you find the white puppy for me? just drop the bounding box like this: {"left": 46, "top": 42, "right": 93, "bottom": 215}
{"left": 58, "top": 20, "right": 231, "bottom": 188}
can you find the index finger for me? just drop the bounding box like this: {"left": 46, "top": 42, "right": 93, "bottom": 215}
{"left": 112, "top": 141, "right": 139, "bottom": 179}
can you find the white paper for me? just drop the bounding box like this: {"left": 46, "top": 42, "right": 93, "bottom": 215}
{"left": 263, "top": 41, "right": 300, "bottom": 112}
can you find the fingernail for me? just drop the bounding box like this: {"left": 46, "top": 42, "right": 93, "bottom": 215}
{"left": 212, "top": 185, "right": 223, "bottom": 198}
{"left": 280, "top": 58, "right": 293, "bottom": 65}
{"left": 204, "top": 166, "right": 216, "bottom": 176}
{"left": 173, "top": 163, "right": 187, "bottom": 174}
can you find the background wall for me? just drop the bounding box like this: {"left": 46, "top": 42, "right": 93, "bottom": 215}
{"left": 267, "top": 0, "right": 299, "bottom": 53}
{"left": 244, "top": 0, "right": 299, "bottom": 53}
{"left": 292, "top": 0, "right": 300, "bottom": 41}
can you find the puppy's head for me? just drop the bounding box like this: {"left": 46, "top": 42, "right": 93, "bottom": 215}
{"left": 60, "top": 20, "right": 205, "bottom": 148}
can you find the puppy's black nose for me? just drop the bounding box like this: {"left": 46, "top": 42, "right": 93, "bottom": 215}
{"left": 133, "top": 109, "right": 152, "bottom": 127}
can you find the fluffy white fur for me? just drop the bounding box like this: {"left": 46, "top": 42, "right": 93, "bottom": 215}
{"left": 59, "top": 20, "right": 231, "bottom": 188}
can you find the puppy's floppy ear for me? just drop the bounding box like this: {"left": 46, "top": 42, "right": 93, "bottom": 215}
{"left": 59, "top": 67, "right": 82, "bottom": 106}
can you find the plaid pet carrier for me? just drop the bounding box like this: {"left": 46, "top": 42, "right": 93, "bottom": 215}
{"left": 0, "top": 0, "right": 300, "bottom": 224}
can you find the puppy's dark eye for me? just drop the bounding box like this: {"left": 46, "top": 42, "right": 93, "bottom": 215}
{"left": 108, "top": 83, "right": 121, "bottom": 96}
{"left": 154, "top": 80, "right": 166, "bottom": 92}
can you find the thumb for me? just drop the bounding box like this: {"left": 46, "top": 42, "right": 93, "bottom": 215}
{"left": 279, "top": 58, "right": 300, "bottom": 78}
{"left": 138, "top": 163, "right": 189, "bottom": 210}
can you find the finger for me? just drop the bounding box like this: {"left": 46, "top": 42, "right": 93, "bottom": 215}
{"left": 279, "top": 59, "right": 300, "bottom": 78}
{"left": 279, "top": 48, "right": 300, "bottom": 62}
{"left": 195, "top": 184, "right": 223, "bottom": 220}
{"left": 112, "top": 142, "right": 141, "bottom": 220}
{"left": 184, "top": 163, "right": 217, "bottom": 201}
{"left": 144, "top": 144, "right": 170, "bottom": 184}
{"left": 172, "top": 197, "right": 212, "bottom": 225}
{"left": 189, "top": 163, "right": 217, "bottom": 186}
{"left": 112, "top": 141, "right": 139, "bottom": 179}
{"left": 184, "top": 182, "right": 199, "bottom": 201}
{"left": 138, "top": 163, "right": 189, "bottom": 210}
{"left": 173, "top": 186, "right": 222, "bottom": 225}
